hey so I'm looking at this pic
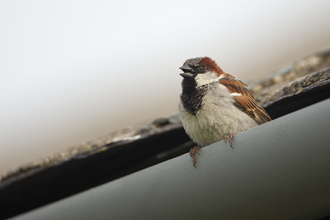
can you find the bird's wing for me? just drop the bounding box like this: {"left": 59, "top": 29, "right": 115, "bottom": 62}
{"left": 219, "top": 77, "right": 271, "bottom": 125}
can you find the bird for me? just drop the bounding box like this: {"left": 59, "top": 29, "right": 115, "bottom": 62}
{"left": 178, "top": 57, "right": 271, "bottom": 167}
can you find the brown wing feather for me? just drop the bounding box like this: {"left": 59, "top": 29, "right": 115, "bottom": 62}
{"left": 219, "top": 77, "right": 271, "bottom": 125}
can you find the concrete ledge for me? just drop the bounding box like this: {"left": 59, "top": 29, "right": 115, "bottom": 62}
{"left": 13, "top": 98, "right": 330, "bottom": 220}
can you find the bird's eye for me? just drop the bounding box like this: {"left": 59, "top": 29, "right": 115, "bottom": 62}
{"left": 195, "top": 65, "right": 206, "bottom": 73}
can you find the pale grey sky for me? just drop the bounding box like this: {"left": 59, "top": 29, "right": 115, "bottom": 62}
{"left": 1, "top": 0, "right": 330, "bottom": 173}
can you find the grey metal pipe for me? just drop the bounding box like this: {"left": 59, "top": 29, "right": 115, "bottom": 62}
{"left": 12, "top": 99, "right": 330, "bottom": 220}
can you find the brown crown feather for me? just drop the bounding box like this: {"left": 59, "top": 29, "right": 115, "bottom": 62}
{"left": 199, "top": 57, "right": 224, "bottom": 76}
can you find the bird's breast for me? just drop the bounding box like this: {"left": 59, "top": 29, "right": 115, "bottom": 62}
{"left": 179, "top": 84, "right": 258, "bottom": 146}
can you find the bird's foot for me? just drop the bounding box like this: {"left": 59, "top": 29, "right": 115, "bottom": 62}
{"left": 189, "top": 146, "right": 201, "bottom": 168}
{"left": 224, "top": 133, "right": 235, "bottom": 148}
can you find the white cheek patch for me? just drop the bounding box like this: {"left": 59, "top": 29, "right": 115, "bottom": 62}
{"left": 195, "top": 71, "right": 223, "bottom": 87}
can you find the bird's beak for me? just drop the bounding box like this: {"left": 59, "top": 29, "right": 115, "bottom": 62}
{"left": 180, "top": 72, "right": 194, "bottom": 78}
{"left": 180, "top": 65, "right": 194, "bottom": 78}
{"left": 180, "top": 64, "right": 193, "bottom": 73}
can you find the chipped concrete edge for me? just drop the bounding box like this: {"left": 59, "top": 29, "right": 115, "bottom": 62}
{"left": 251, "top": 47, "right": 330, "bottom": 105}
{"left": 0, "top": 114, "right": 182, "bottom": 184}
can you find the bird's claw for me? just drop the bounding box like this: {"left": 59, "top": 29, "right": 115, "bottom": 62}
{"left": 224, "top": 133, "right": 235, "bottom": 148}
{"left": 189, "top": 146, "right": 201, "bottom": 168}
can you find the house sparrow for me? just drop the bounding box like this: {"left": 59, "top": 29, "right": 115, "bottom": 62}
{"left": 178, "top": 57, "right": 271, "bottom": 167}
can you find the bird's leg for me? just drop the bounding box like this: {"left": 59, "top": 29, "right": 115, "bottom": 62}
{"left": 189, "top": 146, "right": 201, "bottom": 168}
{"left": 224, "top": 133, "right": 235, "bottom": 148}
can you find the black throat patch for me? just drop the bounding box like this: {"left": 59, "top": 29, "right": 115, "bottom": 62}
{"left": 180, "top": 78, "right": 208, "bottom": 115}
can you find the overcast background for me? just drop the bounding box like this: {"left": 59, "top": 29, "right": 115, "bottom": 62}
{"left": 1, "top": 1, "right": 330, "bottom": 173}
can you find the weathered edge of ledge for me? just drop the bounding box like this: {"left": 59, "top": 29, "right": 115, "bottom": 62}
{"left": 0, "top": 114, "right": 183, "bottom": 187}
{"left": 251, "top": 47, "right": 330, "bottom": 105}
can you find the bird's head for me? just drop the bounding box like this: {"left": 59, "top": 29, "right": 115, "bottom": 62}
{"left": 180, "top": 57, "right": 224, "bottom": 87}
